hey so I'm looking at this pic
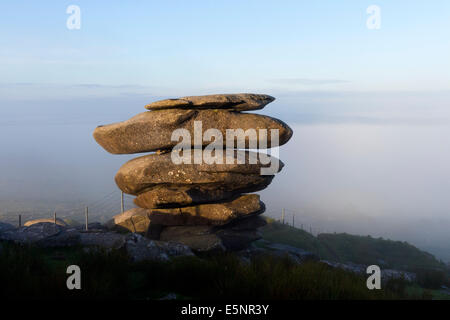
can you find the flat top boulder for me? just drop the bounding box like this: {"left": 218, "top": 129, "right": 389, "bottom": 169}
{"left": 145, "top": 93, "right": 275, "bottom": 111}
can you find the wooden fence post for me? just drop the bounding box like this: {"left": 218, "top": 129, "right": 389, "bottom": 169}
{"left": 85, "top": 206, "right": 89, "bottom": 231}
{"left": 121, "top": 191, "right": 124, "bottom": 213}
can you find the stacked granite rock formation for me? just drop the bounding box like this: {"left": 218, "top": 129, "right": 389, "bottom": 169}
{"left": 94, "top": 94, "right": 292, "bottom": 252}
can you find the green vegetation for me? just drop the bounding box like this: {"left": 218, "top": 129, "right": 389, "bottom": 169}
{"left": 0, "top": 241, "right": 420, "bottom": 300}
{"left": 260, "top": 218, "right": 450, "bottom": 294}
{"left": 318, "top": 233, "right": 446, "bottom": 271}
{"left": 260, "top": 218, "right": 332, "bottom": 259}
{"left": 0, "top": 217, "right": 448, "bottom": 299}
{"left": 405, "top": 284, "right": 450, "bottom": 300}
{"left": 261, "top": 218, "right": 448, "bottom": 272}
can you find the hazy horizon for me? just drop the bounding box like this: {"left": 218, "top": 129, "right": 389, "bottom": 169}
{"left": 1, "top": 91, "right": 450, "bottom": 262}
{"left": 1, "top": 1, "right": 449, "bottom": 262}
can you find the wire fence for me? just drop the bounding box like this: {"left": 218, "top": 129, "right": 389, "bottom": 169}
{"left": 271, "top": 207, "right": 337, "bottom": 237}
{"left": 1, "top": 192, "right": 332, "bottom": 236}
{"left": 0, "top": 189, "right": 137, "bottom": 229}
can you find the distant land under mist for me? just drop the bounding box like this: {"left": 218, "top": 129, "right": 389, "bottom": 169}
{"left": 1, "top": 91, "right": 450, "bottom": 262}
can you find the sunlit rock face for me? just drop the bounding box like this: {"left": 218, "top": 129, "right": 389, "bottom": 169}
{"left": 95, "top": 93, "right": 292, "bottom": 252}
{"left": 93, "top": 109, "right": 292, "bottom": 154}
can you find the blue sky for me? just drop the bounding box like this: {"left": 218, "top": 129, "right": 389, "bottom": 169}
{"left": 1, "top": 0, "right": 449, "bottom": 99}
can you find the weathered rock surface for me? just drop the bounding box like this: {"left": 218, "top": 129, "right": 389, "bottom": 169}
{"left": 0, "top": 222, "right": 126, "bottom": 249}
{"left": 159, "top": 226, "right": 225, "bottom": 252}
{"left": 78, "top": 231, "right": 127, "bottom": 249}
{"left": 0, "top": 222, "right": 15, "bottom": 233}
{"left": 38, "top": 228, "right": 81, "bottom": 247}
{"left": 148, "top": 194, "right": 263, "bottom": 225}
{"left": 216, "top": 229, "right": 262, "bottom": 251}
{"left": 0, "top": 223, "right": 67, "bottom": 244}
{"left": 115, "top": 151, "right": 281, "bottom": 196}
{"left": 24, "top": 218, "right": 68, "bottom": 227}
{"left": 211, "top": 215, "right": 266, "bottom": 250}
{"left": 159, "top": 214, "right": 265, "bottom": 252}
{"left": 220, "top": 215, "right": 267, "bottom": 231}
{"left": 93, "top": 109, "right": 292, "bottom": 154}
{"left": 237, "top": 242, "right": 320, "bottom": 265}
{"left": 261, "top": 241, "right": 319, "bottom": 262}
{"left": 134, "top": 185, "right": 236, "bottom": 208}
{"left": 111, "top": 195, "right": 264, "bottom": 231}
{"left": 145, "top": 93, "right": 275, "bottom": 111}
{"left": 91, "top": 93, "right": 289, "bottom": 251}
{"left": 105, "top": 208, "right": 152, "bottom": 234}
{"left": 0, "top": 223, "right": 194, "bottom": 262}
{"left": 320, "top": 260, "right": 416, "bottom": 282}
{"left": 125, "top": 233, "right": 194, "bottom": 262}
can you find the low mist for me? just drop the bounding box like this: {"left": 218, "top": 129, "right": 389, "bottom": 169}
{"left": 1, "top": 90, "right": 449, "bottom": 262}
